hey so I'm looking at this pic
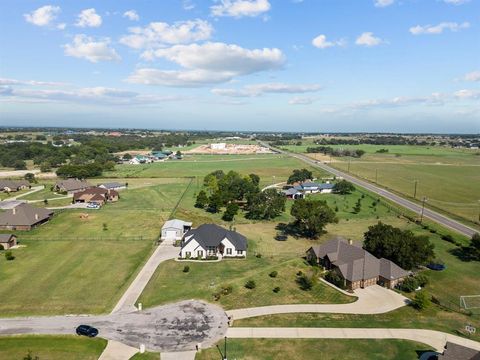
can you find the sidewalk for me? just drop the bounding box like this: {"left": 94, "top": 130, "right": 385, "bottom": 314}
{"left": 227, "top": 327, "right": 480, "bottom": 353}
{"left": 98, "top": 340, "right": 138, "bottom": 360}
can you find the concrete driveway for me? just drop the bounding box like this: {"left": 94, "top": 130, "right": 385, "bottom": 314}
{"left": 0, "top": 300, "right": 228, "bottom": 352}
{"left": 227, "top": 285, "right": 409, "bottom": 320}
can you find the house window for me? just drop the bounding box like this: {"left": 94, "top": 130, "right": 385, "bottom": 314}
{"left": 197, "top": 250, "right": 203, "bottom": 258}
{"left": 226, "top": 248, "right": 232, "bottom": 255}
{"left": 185, "top": 251, "right": 191, "bottom": 258}
{"left": 207, "top": 246, "right": 216, "bottom": 254}
{"left": 237, "top": 250, "right": 243, "bottom": 255}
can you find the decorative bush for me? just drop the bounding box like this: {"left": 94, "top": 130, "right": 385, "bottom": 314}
{"left": 297, "top": 274, "right": 313, "bottom": 291}
{"left": 221, "top": 285, "right": 233, "bottom": 295}
{"left": 325, "top": 270, "right": 344, "bottom": 289}
{"left": 5, "top": 251, "right": 15, "bottom": 261}
{"left": 183, "top": 265, "right": 190, "bottom": 273}
{"left": 256, "top": 253, "right": 262, "bottom": 258}
{"left": 269, "top": 271, "right": 278, "bottom": 278}
{"left": 273, "top": 287, "right": 280, "bottom": 293}
{"left": 245, "top": 280, "right": 256, "bottom": 289}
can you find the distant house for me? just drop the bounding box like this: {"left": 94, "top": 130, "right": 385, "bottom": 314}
{"left": 54, "top": 179, "right": 91, "bottom": 194}
{"left": 295, "top": 182, "right": 335, "bottom": 194}
{"left": 437, "top": 342, "right": 480, "bottom": 360}
{"left": 98, "top": 182, "right": 126, "bottom": 191}
{"left": 0, "top": 234, "right": 17, "bottom": 249}
{"left": 0, "top": 203, "right": 53, "bottom": 231}
{"left": 282, "top": 187, "right": 304, "bottom": 199}
{"left": 161, "top": 219, "right": 192, "bottom": 240}
{"left": 73, "top": 187, "right": 119, "bottom": 206}
{"left": 307, "top": 238, "right": 408, "bottom": 290}
{"left": 180, "top": 224, "right": 247, "bottom": 259}
{"left": 0, "top": 180, "right": 31, "bottom": 192}
{"left": 151, "top": 152, "right": 168, "bottom": 161}
{"left": 129, "top": 155, "right": 152, "bottom": 165}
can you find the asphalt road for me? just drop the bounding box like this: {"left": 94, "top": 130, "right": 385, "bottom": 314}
{"left": 0, "top": 300, "right": 228, "bottom": 352}
{"left": 263, "top": 143, "right": 478, "bottom": 238}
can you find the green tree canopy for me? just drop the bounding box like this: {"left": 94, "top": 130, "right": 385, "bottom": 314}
{"left": 363, "top": 222, "right": 435, "bottom": 270}
{"left": 333, "top": 180, "right": 355, "bottom": 194}
{"left": 287, "top": 169, "right": 313, "bottom": 184}
{"left": 290, "top": 199, "right": 337, "bottom": 238}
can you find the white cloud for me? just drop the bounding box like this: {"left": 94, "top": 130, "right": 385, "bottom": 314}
{"left": 64, "top": 35, "right": 120, "bottom": 63}
{"left": 24, "top": 5, "right": 60, "bottom": 27}
{"left": 76, "top": 8, "right": 102, "bottom": 28}
{"left": 120, "top": 19, "right": 213, "bottom": 49}
{"left": 212, "top": 83, "right": 321, "bottom": 97}
{"left": 211, "top": 0, "right": 271, "bottom": 18}
{"left": 409, "top": 22, "right": 470, "bottom": 35}
{"left": 444, "top": 0, "right": 470, "bottom": 4}
{"left": 57, "top": 23, "right": 66, "bottom": 30}
{"left": 0, "top": 83, "right": 183, "bottom": 106}
{"left": 374, "top": 0, "right": 394, "bottom": 7}
{"left": 355, "top": 32, "right": 383, "bottom": 47}
{"left": 289, "top": 97, "right": 315, "bottom": 105}
{"left": 454, "top": 89, "right": 480, "bottom": 99}
{"left": 0, "top": 78, "right": 65, "bottom": 86}
{"left": 123, "top": 10, "right": 139, "bottom": 21}
{"left": 464, "top": 71, "right": 480, "bottom": 82}
{"left": 183, "top": 0, "right": 196, "bottom": 10}
{"left": 127, "top": 42, "right": 284, "bottom": 87}
{"left": 312, "top": 34, "right": 344, "bottom": 49}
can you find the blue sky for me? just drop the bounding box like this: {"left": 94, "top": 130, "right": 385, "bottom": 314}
{"left": 0, "top": 0, "right": 479, "bottom": 132}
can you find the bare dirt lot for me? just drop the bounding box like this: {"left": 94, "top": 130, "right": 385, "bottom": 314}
{"left": 185, "top": 144, "right": 274, "bottom": 155}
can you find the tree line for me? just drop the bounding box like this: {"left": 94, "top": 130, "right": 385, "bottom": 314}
{"left": 306, "top": 146, "right": 366, "bottom": 158}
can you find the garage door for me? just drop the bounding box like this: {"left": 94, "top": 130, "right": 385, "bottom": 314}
{"left": 165, "top": 230, "right": 177, "bottom": 239}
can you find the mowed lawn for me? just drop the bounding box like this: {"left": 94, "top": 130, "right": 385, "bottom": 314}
{"left": 0, "top": 179, "right": 190, "bottom": 316}
{"left": 196, "top": 338, "right": 433, "bottom": 360}
{"left": 105, "top": 154, "right": 327, "bottom": 181}
{"left": 0, "top": 335, "right": 106, "bottom": 360}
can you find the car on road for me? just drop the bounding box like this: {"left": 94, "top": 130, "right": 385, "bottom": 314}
{"left": 76, "top": 325, "right": 99, "bottom": 337}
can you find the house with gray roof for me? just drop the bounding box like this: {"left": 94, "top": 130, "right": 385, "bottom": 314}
{"left": 0, "top": 180, "right": 31, "bottom": 192}
{"left": 438, "top": 342, "right": 480, "bottom": 360}
{"left": 0, "top": 234, "right": 17, "bottom": 249}
{"left": 54, "top": 179, "right": 91, "bottom": 194}
{"left": 307, "top": 238, "right": 408, "bottom": 290}
{"left": 0, "top": 203, "right": 53, "bottom": 231}
{"left": 98, "top": 182, "right": 126, "bottom": 191}
{"left": 161, "top": 219, "right": 192, "bottom": 241}
{"left": 180, "top": 224, "right": 247, "bottom": 260}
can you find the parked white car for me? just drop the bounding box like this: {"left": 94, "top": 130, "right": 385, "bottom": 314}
{"left": 86, "top": 203, "right": 100, "bottom": 209}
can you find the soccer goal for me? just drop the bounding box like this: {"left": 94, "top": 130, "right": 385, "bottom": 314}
{"left": 460, "top": 295, "right": 480, "bottom": 310}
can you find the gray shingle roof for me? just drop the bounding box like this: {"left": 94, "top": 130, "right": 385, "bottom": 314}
{"left": 0, "top": 203, "right": 53, "bottom": 227}
{"left": 162, "top": 219, "right": 192, "bottom": 230}
{"left": 0, "top": 180, "right": 30, "bottom": 190}
{"left": 438, "top": 342, "right": 480, "bottom": 360}
{"left": 55, "top": 179, "right": 91, "bottom": 192}
{"left": 0, "top": 234, "right": 15, "bottom": 243}
{"left": 99, "top": 182, "right": 124, "bottom": 189}
{"left": 183, "top": 224, "right": 247, "bottom": 251}
{"left": 309, "top": 238, "right": 406, "bottom": 282}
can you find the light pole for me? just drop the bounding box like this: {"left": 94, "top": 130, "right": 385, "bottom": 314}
{"left": 420, "top": 196, "right": 428, "bottom": 223}
{"left": 216, "top": 337, "right": 228, "bottom": 360}
{"left": 413, "top": 180, "right": 418, "bottom": 199}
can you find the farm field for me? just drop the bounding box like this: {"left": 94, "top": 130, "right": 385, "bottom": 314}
{"left": 196, "top": 338, "right": 432, "bottom": 360}
{"left": 105, "top": 154, "right": 327, "bottom": 182}
{"left": 283, "top": 143, "right": 480, "bottom": 225}
{"left": 0, "top": 178, "right": 190, "bottom": 316}
{"left": 0, "top": 335, "right": 106, "bottom": 360}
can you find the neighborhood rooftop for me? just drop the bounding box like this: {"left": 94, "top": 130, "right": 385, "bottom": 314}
{"left": 0, "top": 203, "right": 53, "bottom": 227}
{"left": 184, "top": 223, "right": 247, "bottom": 251}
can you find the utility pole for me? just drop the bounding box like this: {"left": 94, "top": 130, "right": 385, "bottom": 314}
{"left": 413, "top": 180, "right": 418, "bottom": 199}
{"left": 375, "top": 169, "right": 378, "bottom": 184}
{"left": 347, "top": 160, "right": 351, "bottom": 173}
{"left": 216, "top": 337, "right": 227, "bottom": 360}
{"left": 420, "top": 196, "right": 428, "bottom": 223}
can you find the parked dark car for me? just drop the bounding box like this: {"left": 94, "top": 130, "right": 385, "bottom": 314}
{"left": 76, "top": 325, "right": 99, "bottom": 337}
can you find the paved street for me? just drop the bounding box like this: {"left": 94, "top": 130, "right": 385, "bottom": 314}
{"left": 0, "top": 300, "right": 228, "bottom": 352}
{"left": 262, "top": 143, "right": 478, "bottom": 238}
{"left": 227, "top": 285, "right": 408, "bottom": 320}
{"left": 227, "top": 327, "right": 480, "bottom": 353}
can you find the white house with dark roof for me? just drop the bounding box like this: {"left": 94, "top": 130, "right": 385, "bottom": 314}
{"left": 161, "top": 219, "right": 192, "bottom": 241}
{"left": 180, "top": 224, "right": 247, "bottom": 259}
{"left": 98, "top": 182, "right": 126, "bottom": 191}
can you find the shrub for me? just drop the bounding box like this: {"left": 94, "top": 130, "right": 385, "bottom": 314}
{"left": 296, "top": 271, "right": 303, "bottom": 276}
{"left": 411, "top": 290, "right": 431, "bottom": 310}
{"left": 325, "top": 270, "right": 344, "bottom": 289}
{"left": 273, "top": 287, "right": 280, "bottom": 293}
{"left": 221, "top": 285, "right": 233, "bottom": 295}
{"left": 245, "top": 280, "right": 256, "bottom": 289}
{"left": 269, "top": 271, "right": 278, "bottom": 278}
{"left": 5, "top": 251, "right": 15, "bottom": 261}
{"left": 416, "top": 274, "right": 429, "bottom": 287}
{"left": 183, "top": 265, "right": 190, "bottom": 273}
{"left": 256, "top": 253, "right": 262, "bottom": 258}
{"left": 102, "top": 223, "right": 108, "bottom": 231}
{"left": 442, "top": 234, "right": 455, "bottom": 243}
{"left": 297, "top": 274, "right": 313, "bottom": 291}
{"left": 399, "top": 277, "right": 418, "bottom": 293}
{"left": 213, "top": 292, "right": 221, "bottom": 301}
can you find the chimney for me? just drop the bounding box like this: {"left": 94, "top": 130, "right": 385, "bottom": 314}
{"left": 12, "top": 207, "right": 16, "bottom": 215}
{"left": 35, "top": 213, "right": 39, "bottom": 221}
{"left": 348, "top": 239, "right": 353, "bottom": 245}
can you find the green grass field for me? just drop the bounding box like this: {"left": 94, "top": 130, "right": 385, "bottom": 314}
{"left": 0, "top": 335, "right": 106, "bottom": 360}
{"left": 0, "top": 178, "right": 190, "bottom": 316}
{"left": 282, "top": 143, "right": 480, "bottom": 224}
{"left": 196, "top": 338, "right": 433, "bottom": 360}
